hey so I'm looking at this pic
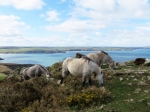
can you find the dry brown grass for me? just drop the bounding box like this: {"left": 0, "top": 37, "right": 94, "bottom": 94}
{"left": 0, "top": 65, "right": 12, "bottom": 73}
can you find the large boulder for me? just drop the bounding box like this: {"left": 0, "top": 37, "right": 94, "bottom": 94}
{"left": 134, "top": 58, "right": 146, "bottom": 65}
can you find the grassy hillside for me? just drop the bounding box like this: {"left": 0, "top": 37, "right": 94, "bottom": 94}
{"left": 0, "top": 47, "right": 65, "bottom": 53}
{"left": 0, "top": 60, "right": 150, "bottom": 112}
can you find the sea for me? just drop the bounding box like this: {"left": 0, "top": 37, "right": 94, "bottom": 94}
{"left": 0, "top": 49, "right": 150, "bottom": 67}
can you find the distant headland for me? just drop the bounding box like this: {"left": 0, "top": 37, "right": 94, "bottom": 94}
{"left": 0, "top": 46, "right": 148, "bottom": 54}
{"left": 0, "top": 58, "right": 4, "bottom": 60}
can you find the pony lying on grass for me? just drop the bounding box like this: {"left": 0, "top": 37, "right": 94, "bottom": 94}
{"left": 21, "top": 64, "right": 51, "bottom": 80}
{"left": 60, "top": 57, "right": 103, "bottom": 88}
{"left": 87, "top": 51, "right": 115, "bottom": 70}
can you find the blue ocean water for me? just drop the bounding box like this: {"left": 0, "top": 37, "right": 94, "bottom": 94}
{"left": 0, "top": 49, "right": 150, "bottom": 67}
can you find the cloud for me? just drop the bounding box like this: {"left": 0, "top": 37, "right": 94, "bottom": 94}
{"left": 0, "top": 0, "right": 45, "bottom": 10}
{"left": 1, "top": 0, "right": 150, "bottom": 47}
{"left": 45, "top": 0, "right": 150, "bottom": 33}
{"left": 0, "top": 35, "right": 71, "bottom": 46}
{"left": 0, "top": 14, "right": 30, "bottom": 38}
{"left": 71, "top": 0, "right": 150, "bottom": 21}
{"left": 45, "top": 18, "right": 105, "bottom": 33}
{"left": 73, "top": 0, "right": 116, "bottom": 12}
{"left": 61, "top": 0, "right": 66, "bottom": 2}
{"left": 46, "top": 10, "right": 60, "bottom": 21}
{"left": 41, "top": 0, "right": 150, "bottom": 46}
{"left": 1, "top": 27, "right": 150, "bottom": 46}
{"left": 39, "top": 14, "right": 45, "bottom": 18}
{"left": 136, "top": 23, "right": 150, "bottom": 31}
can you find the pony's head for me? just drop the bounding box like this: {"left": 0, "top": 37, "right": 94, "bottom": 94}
{"left": 46, "top": 71, "right": 51, "bottom": 79}
{"left": 109, "top": 61, "right": 115, "bottom": 70}
{"left": 97, "top": 71, "right": 103, "bottom": 85}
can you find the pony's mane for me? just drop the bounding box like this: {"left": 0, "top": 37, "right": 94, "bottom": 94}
{"left": 101, "top": 51, "right": 108, "bottom": 55}
{"left": 36, "top": 64, "right": 49, "bottom": 73}
{"left": 76, "top": 53, "right": 85, "bottom": 58}
{"left": 82, "top": 56, "right": 94, "bottom": 62}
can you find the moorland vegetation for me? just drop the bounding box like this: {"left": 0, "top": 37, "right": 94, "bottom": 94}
{"left": 0, "top": 57, "right": 150, "bottom": 112}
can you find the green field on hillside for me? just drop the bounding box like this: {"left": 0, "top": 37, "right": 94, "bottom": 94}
{"left": 0, "top": 73, "right": 7, "bottom": 80}
{"left": 0, "top": 47, "right": 138, "bottom": 53}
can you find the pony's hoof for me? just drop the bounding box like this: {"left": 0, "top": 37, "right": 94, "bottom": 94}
{"left": 101, "top": 83, "right": 104, "bottom": 87}
{"left": 61, "top": 83, "right": 65, "bottom": 86}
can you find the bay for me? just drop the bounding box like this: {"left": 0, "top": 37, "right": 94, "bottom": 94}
{"left": 0, "top": 49, "right": 150, "bottom": 67}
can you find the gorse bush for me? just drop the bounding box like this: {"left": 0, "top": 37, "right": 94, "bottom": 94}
{"left": 67, "top": 87, "right": 111, "bottom": 109}
{"left": 21, "top": 86, "right": 111, "bottom": 112}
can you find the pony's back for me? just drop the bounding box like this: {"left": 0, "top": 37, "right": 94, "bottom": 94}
{"left": 62, "top": 57, "right": 86, "bottom": 74}
{"left": 23, "top": 64, "right": 47, "bottom": 77}
{"left": 87, "top": 53, "right": 104, "bottom": 66}
{"left": 26, "top": 65, "right": 39, "bottom": 74}
{"left": 62, "top": 57, "right": 100, "bottom": 76}
{"left": 87, "top": 51, "right": 113, "bottom": 65}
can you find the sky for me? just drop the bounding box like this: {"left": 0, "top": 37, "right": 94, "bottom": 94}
{"left": 0, "top": 0, "right": 150, "bottom": 47}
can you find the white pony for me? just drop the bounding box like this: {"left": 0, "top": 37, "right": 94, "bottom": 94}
{"left": 60, "top": 57, "right": 103, "bottom": 88}
{"left": 87, "top": 51, "right": 115, "bottom": 70}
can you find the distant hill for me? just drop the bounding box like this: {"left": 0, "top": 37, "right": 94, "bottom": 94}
{"left": 0, "top": 46, "right": 142, "bottom": 54}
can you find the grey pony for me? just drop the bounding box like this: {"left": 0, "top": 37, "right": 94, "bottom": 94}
{"left": 21, "top": 64, "right": 51, "bottom": 80}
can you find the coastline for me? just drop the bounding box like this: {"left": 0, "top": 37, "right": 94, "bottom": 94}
{"left": 0, "top": 48, "right": 150, "bottom": 67}
{"left": 0, "top": 46, "right": 143, "bottom": 54}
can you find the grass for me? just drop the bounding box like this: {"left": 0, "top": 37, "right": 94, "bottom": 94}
{"left": 0, "top": 61, "right": 150, "bottom": 112}
{"left": 0, "top": 73, "right": 7, "bottom": 80}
